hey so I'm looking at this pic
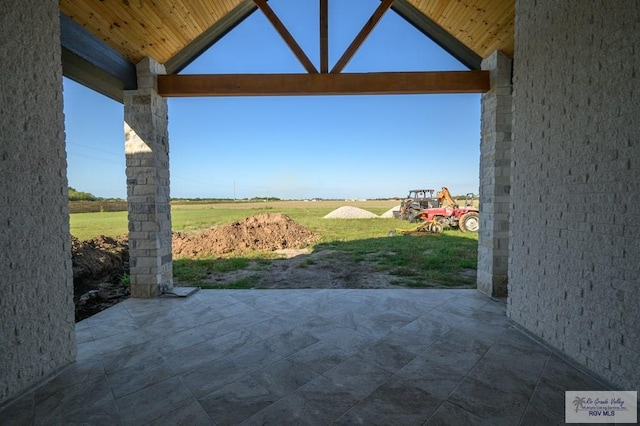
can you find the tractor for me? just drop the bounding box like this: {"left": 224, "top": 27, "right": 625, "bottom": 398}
{"left": 418, "top": 187, "right": 479, "bottom": 233}
{"left": 397, "top": 189, "right": 439, "bottom": 221}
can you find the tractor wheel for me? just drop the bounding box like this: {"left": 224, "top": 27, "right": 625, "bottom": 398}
{"left": 436, "top": 217, "right": 449, "bottom": 229}
{"left": 408, "top": 210, "right": 421, "bottom": 223}
{"left": 459, "top": 212, "right": 480, "bottom": 233}
{"left": 431, "top": 222, "right": 444, "bottom": 234}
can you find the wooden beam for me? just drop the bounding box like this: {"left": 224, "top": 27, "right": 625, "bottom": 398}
{"left": 59, "top": 13, "right": 137, "bottom": 103}
{"left": 320, "top": 0, "right": 329, "bottom": 73}
{"left": 157, "top": 71, "right": 490, "bottom": 97}
{"left": 254, "top": 0, "right": 318, "bottom": 74}
{"left": 331, "top": 0, "right": 394, "bottom": 73}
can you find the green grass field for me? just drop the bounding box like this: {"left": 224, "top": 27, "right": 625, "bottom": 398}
{"left": 69, "top": 200, "right": 402, "bottom": 240}
{"left": 70, "top": 200, "right": 478, "bottom": 288}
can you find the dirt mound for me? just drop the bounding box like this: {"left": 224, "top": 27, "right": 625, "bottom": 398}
{"left": 172, "top": 213, "right": 320, "bottom": 258}
{"left": 72, "top": 235, "right": 129, "bottom": 284}
{"left": 323, "top": 206, "right": 378, "bottom": 219}
{"left": 71, "top": 235, "right": 130, "bottom": 321}
{"left": 71, "top": 214, "right": 318, "bottom": 320}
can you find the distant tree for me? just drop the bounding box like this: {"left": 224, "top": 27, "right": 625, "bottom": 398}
{"left": 250, "top": 196, "right": 281, "bottom": 202}
{"left": 68, "top": 186, "right": 97, "bottom": 201}
{"left": 454, "top": 193, "right": 478, "bottom": 200}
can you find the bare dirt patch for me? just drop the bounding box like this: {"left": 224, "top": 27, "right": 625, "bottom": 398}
{"left": 72, "top": 235, "right": 130, "bottom": 321}
{"left": 191, "top": 249, "right": 400, "bottom": 290}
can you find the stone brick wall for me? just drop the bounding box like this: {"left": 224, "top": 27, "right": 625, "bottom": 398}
{"left": 478, "top": 51, "right": 512, "bottom": 297}
{"left": 125, "top": 58, "right": 173, "bottom": 297}
{"left": 0, "top": 1, "right": 77, "bottom": 404}
{"left": 509, "top": 1, "right": 640, "bottom": 389}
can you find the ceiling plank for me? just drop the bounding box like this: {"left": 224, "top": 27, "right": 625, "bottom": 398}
{"left": 331, "top": 0, "right": 395, "bottom": 74}
{"left": 165, "top": 0, "right": 258, "bottom": 73}
{"left": 59, "top": 13, "right": 137, "bottom": 103}
{"left": 254, "top": 0, "right": 318, "bottom": 74}
{"left": 391, "top": 0, "right": 482, "bottom": 70}
{"left": 61, "top": 0, "right": 513, "bottom": 73}
{"left": 157, "top": 71, "right": 489, "bottom": 97}
{"left": 74, "top": 0, "right": 180, "bottom": 62}
{"left": 320, "top": 0, "right": 329, "bottom": 73}
{"left": 472, "top": 4, "right": 515, "bottom": 58}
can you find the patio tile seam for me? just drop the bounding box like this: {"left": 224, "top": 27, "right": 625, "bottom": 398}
{"left": 428, "top": 323, "right": 502, "bottom": 413}
{"left": 318, "top": 355, "right": 397, "bottom": 406}
{"left": 279, "top": 389, "right": 362, "bottom": 425}
{"left": 516, "top": 351, "right": 554, "bottom": 426}
{"left": 195, "top": 373, "right": 291, "bottom": 424}
{"left": 122, "top": 373, "right": 206, "bottom": 425}
{"left": 422, "top": 399, "right": 487, "bottom": 425}
{"left": 0, "top": 391, "right": 36, "bottom": 424}
{"left": 412, "top": 363, "right": 472, "bottom": 423}
{"left": 103, "top": 364, "right": 132, "bottom": 425}
{"left": 510, "top": 323, "right": 618, "bottom": 392}
{"left": 142, "top": 396, "right": 211, "bottom": 426}
{"left": 113, "top": 376, "right": 195, "bottom": 425}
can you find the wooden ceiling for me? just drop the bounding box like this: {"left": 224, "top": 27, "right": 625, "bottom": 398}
{"left": 59, "top": 0, "right": 246, "bottom": 65}
{"left": 407, "top": 0, "right": 514, "bottom": 58}
{"left": 59, "top": 0, "right": 514, "bottom": 69}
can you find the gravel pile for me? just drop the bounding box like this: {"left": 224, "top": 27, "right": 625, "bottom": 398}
{"left": 323, "top": 206, "right": 379, "bottom": 219}
{"left": 380, "top": 205, "right": 401, "bottom": 218}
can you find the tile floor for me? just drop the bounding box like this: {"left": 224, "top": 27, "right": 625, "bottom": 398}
{"left": 0, "top": 289, "right": 610, "bottom": 425}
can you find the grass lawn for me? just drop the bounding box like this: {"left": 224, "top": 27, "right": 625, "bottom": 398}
{"left": 70, "top": 211, "right": 128, "bottom": 240}
{"left": 70, "top": 200, "right": 478, "bottom": 288}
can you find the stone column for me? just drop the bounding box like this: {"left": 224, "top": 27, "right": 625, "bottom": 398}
{"left": 477, "top": 51, "right": 512, "bottom": 297}
{"left": 124, "top": 57, "right": 173, "bottom": 298}
{"left": 0, "top": 0, "right": 77, "bottom": 404}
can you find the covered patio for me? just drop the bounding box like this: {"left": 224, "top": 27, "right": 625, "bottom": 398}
{"left": 1, "top": 0, "right": 638, "bottom": 421}
{"left": 1, "top": 289, "right": 605, "bottom": 424}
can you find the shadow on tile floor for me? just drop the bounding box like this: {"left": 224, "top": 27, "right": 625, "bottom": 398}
{"left": 0, "top": 289, "right": 611, "bottom": 425}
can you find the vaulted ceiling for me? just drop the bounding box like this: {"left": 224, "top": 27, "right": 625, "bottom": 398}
{"left": 58, "top": 0, "right": 514, "bottom": 101}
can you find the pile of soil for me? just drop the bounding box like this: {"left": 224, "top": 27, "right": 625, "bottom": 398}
{"left": 72, "top": 213, "right": 320, "bottom": 320}
{"left": 172, "top": 212, "right": 320, "bottom": 258}
{"left": 72, "top": 235, "right": 130, "bottom": 321}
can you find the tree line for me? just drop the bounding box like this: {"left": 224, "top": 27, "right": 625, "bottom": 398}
{"left": 68, "top": 186, "right": 97, "bottom": 201}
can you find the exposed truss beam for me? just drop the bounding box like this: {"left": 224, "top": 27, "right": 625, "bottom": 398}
{"left": 390, "top": 0, "right": 482, "bottom": 70}
{"left": 331, "top": 0, "right": 394, "bottom": 73}
{"left": 320, "top": 0, "right": 329, "bottom": 73}
{"left": 165, "top": 0, "right": 259, "bottom": 74}
{"left": 157, "top": 71, "right": 489, "bottom": 97}
{"left": 59, "top": 13, "right": 137, "bottom": 103}
{"left": 254, "top": 0, "right": 318, "bottom": 73}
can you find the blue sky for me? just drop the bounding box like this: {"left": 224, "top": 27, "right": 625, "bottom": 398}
{"left": 64, "top": 0, "right": 481, "bottom": 200}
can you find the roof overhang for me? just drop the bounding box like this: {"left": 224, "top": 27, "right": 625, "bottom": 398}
{"left": 60, "top": 13, "right": 137, "bottom": 102}
{"left": 391, "top": 0, "right": 482, "bottom": 70}
{"left": 59, "top": 0, "right": 512, "bottom": 102}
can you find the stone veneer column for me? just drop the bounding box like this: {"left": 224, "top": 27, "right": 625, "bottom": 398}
{"left": 0, "top": 0, "right": 77, "bottom": 404}
{"left": 124, "top": 57, "right": 173, "bottom": 298}
{"left": 477, "top": 50, "right": 512, "bottom": 297}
